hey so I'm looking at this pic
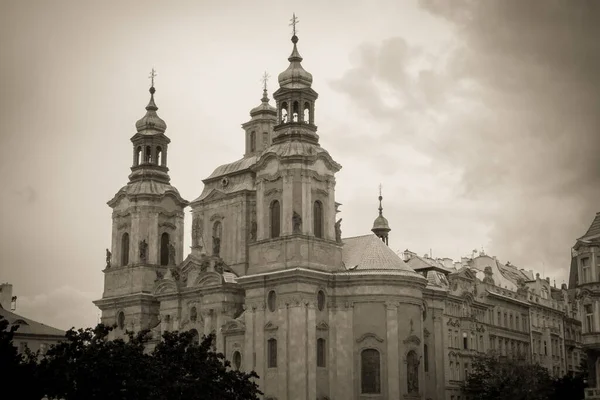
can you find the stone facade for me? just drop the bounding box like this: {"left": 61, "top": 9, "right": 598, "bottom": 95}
{"left": 95, "top": 28, "right": 583, "bottom": 400}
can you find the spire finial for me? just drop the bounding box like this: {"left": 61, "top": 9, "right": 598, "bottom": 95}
{"left": 261, "top": 71, "right": 270, "bottom": 92}
{"left": 289, "top": 13, "right": 299, "bottom": 37}
{"left": 378, "top": 184, "right": 383, "bottom": 216}
{"left": 149, "top": 68, "right": 157, "bottom": 89}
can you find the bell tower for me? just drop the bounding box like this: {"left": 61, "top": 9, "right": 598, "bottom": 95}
{"left": 247, "top": 16, "right": 342, "bottom": 273}
{"left": 242, "top": 72, "right": 277, "bottom": 157}
{"left": 94, "top": 72, "right": 189, "bottom": 334}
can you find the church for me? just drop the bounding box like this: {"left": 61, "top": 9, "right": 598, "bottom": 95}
{"left": 94, "top": 18, "right": 582, "bottom": 400}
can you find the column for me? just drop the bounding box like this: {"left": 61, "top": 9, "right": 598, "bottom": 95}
{"left": 334, "top": 302, "right": 354, "bottom": 399}
{"left": 203, "top": 309, "right": 213, "bottom": 337}
{"left": 282, "top": 172, "right": 293, "bottom": 235}
{"left": 254, "top": 304, "right": 265, "bottom": 393}
{"left": 256, "top": 180, "right": 265, "bottom": 240}
{"left": 244, "top": 305, "right": 255, "bottom": 373}
{"left": 216, "top": 306, "right": 227, "bottom": 354}
{"left": 307, "top": 302, "right": 317, "bottom": 400}
{"left": 302, "top": 175, "right": 312, "bottom": 236}
{"left": 386, "top": 302, "right": 400, "bottom": 399}
{"left": 288, "top": 300, "right": 307, "bottom": 400}
{"left": 326, "top": 179, "right": 336, "bottom": 241}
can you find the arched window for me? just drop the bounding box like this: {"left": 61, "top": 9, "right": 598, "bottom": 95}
{"left": 160, "top": 232, "right": 169, "bottom": 266}
{"left": 145, "top": 145, "right": 152, "bottom": 164}
{"left": 303, "top": 102, "right": 310, "bottom": 123}
{"left": 267, "top": 338, "right": 277, "bottom": 368}
{"left": 424, "top": 344, "right": 429, "bottom": 372}
{"left": 157, "top": 146, "right": 162, "bottom": 166}
{"left": 136, "top": 146, "right": 142, "bottom": 166}
{"left": 233, "top": 351, "right": 242, "bottom": 371}
{"left": 450, "top": 361, "right": 454, "bottom": 380}
{"left": 212, "top": 221, "right": 222, "bottom": 257}
{"left": 317, "top": 338, "right": 326, "bottom": 367}
{"left": 313, "top": 201, "right": 323, "bottom": 238}
{"left": 280, "top": 102, "right": 288, "bottom": 123}
{"left": 250, "top": 131, "right": 256, "bottom": 152}
{"left": 267, "top": 290, "right": 277, "bottom": 312}
{"left": 361, "top": 348, "right": 381, "bottom": 394}
{"left": 463, "top": 332, "right": 468, "bottom": 349}
{"left": 270, "top": 200, "right": 281, "bottom": 238}
{"left": 263, "top": 132, "right": 268, "bottom": 147}
{"left": 189, "top": 328, "right": 199, "bottom": 344}
{"left": 407, "top": 350, "right": 419, "bottom": 394}
{"left": 190, "top": 307, "right": 197, "bottom": 323}
{"left": 117, "top": 311, "right": 125, "bottom": 329}
{"left": 121, "top": 233, "right": 130, "bottom": 265}
{"left": 292, "top": 101, "right": 299, "bottom": 122}
{"left": 456, "top": 362, "right": 460, "bottom": 380}
{"left": 317, "top": 290, "right": 326, "bottom": 311}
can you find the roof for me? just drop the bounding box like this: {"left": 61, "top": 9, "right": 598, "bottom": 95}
{"left": 497, "top": 263, "right": 531, "bottom": 285}
{"left": 579, "top": 212, "right": 600, "bottom": 240}
{"left": 108, "top": 180, "right": 189, "bottom": 207}
{"left": 0, "top": 307, "right": 65, "bottom": 337}
{"left": 406, "top": 254, "right": 454, "bottom": 274}
{"left": 206, "top": 155, "right": 259, "bottom": 180}
{"left": 342, "top": 234, "right": 416, "bottom": 272}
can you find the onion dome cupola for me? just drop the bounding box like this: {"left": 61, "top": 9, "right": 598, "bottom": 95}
{"left": 128, "top": 73, "right": 171, "bottom": 185}
{"left": 242, "top": 72, "right": 277, "bottom": 156}
{"left": 272, "top": 14, "right": 319, "bottom": 141}
{"left": 371, "top": 186, "right": 391, "bottom": 245}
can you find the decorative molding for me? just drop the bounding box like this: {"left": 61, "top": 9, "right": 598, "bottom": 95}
{"left": 356, "top": 332, "right": 384, "bottom": 344}
{"left": 159, "top": 222, "right": 177, "bottom": 230}
{"left": 312, "top": 188, "right": 329, "bottom": 197}
{"left": 423, "top": 328, "right": 430, "bottom": 338}
{"left": 264, "top": 188, "right": 283, "bottom": 197}
{"left": 264, "top": 321, "right": 278, "bottom": 331}
{"left": 209, "top": 213, "right": 224, "bottom": 222}
{"left": 117, "top": 222, "right": 129, "bottom": 230}
{"left": 403, "top": 335, "right": 421, "bottom": 346}
{"left": 316, "top": 321, "right": 329, "bottom": 331}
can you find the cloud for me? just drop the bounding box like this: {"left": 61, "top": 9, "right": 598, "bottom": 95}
{"left": 16, "top": 285, "right": 98, "bottom": 331}
{"left": 330, "top": 0, "right": 600, "bottom": 283}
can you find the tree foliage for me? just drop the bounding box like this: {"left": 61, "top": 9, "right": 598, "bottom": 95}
{"left": 1, "top": 317, "right": 261, "bottom": 400}
{"left": 463, "top": 354, "right": 555, "bottom": 400}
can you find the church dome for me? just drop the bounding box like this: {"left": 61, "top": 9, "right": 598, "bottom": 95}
{"left": 278, "top": 35, "right": 313, "bottom": 89}
{"left": 372, "top": 214, "right": 390, "bottom": 231}
{"left": 250, "top": 89, "right": 277, "bottom": 117}
{"left": 135, "top": 87, "right": 167, "bottom": 134}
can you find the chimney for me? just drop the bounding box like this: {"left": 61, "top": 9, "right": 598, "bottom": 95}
{"left": 0, "top": 283, "right": 14, "bottom": 310}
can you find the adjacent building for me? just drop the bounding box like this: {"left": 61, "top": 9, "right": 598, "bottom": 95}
{"left": 0, "top": 283, "right": 65, "bottom": 355}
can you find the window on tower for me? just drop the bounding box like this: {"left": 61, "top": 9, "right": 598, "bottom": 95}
{"left": 157, "top": 146, "right": 163, "bottom": 166}
{"left": 270, "top": 200, "right": 281, "bottom": 238}
{"left": 303, "top": 102, "right": 310, "bottom": 124}
{"left": 280, "top": 102, "right": 288, "bottom": 123}
{"left": 136, "top": 146, "right": 142, "bottom": 166}
{"left": 313, "top": 201, "right": 323, "bottom": 238}
{"left": 250, "top": 131, "right": 256, "bottom": 152}
{"left": 145, "top": 146, "right": 152, "bottom": 164}
{"left": 292, "top": 101, "right": 299, "bottom": 122}
{"left": 121, "top": 233, "right": 130, "bottom": 265}
{"left": 160, "top": 232, "right": 169, "bottom": 266}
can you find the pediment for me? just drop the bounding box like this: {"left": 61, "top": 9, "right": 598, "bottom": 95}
{"left": 264, "top": 321, "right": 278, "bottom": 331}
{"left": 155, "top": 280, "right": 178, "bottom": 295}
{"left": 203, "top": 189, "right": 226, "bottom": 203}
{"left": 194, "top": 272, "right": 223, "bottom": 288}
{"left": 403, "top": 335, "right": 421, "bottom": 346}
{"left": 316, "top": 321, "right": 329, "bottom": 331}
{"left": 222, "top": 318, "right": 246, "bottom": 334}
{"left": 356, "top": 332, "right": 384, "bottom": 344}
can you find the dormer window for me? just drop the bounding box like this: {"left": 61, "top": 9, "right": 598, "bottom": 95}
{"left": 581, "top": 257, "right": 591, "bottom": 283}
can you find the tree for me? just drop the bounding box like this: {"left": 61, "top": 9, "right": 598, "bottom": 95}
{"left": 0, "top": 315, "right": 45, "bottom": 400}
{"left": 551, "top": 360, "right": 587, "bottom": 400}
{"left": 463, "top": 353, "right": 554, "bottom": 400}
{"left": 37, "top": 324, "right": 262, "bottom": 400}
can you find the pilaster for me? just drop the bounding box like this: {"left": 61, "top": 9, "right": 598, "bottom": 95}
{"left": 334, "top": 302, "right": 354, "bottom": 399}
{"left": 386, "top": 301, "right": 400, "bottom": 399}
{"left": 282, "top": 173, "right": 293, "bottom": 235}
{"left": 256, "top": 180, "right": 265, "bottom": 240}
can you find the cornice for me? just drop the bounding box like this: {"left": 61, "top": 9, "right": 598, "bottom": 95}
{"left": 93, "top": 292, "right": 158, "bottom": 309}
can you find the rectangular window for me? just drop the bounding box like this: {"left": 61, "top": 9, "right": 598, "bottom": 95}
{"left": 586, "top": 304, "right": 594, "bottom": 333}
{"left": 267, "top": 338, "right": 278, "bottom": 368}
{"left": 317, "top": 338, "right": 326, "bottom": 367}
{"left": 582, "top": 257, "right": 591, "bottom": 283}
{"left": 498, "top": 311, "right": 501, "bottom": 326}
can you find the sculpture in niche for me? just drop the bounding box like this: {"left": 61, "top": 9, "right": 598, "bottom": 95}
{"left": 212, "top": 236, "right": 221, "bottom": 257}
{"left": 155, "top": 270, "right": 164, "bottom": 282}
{"left": 139, "top": 240, "right": 148, "bottom": 262}
{"left": 170, "top": 268, "right": 181, "bottom": 282}
{"left": 250, "top": 219, "right": 257, "bottom": 241}
{"left": 214, "top": 259, "right": 225, "bottom": 274}
{"left": 192, "top": 217, "right": 203, "bottom": 248}
{"left": 292, "top": 211, "right": 302, "bottom": 233}
{"left": 168, "top": 242, "right": 176, "bottom": 265}
{"left": 200, "top": 258, "right": 210, "bottom": 272}
{"left": 105, "top": 249, "right": 111, "bottom": 268}
{"left": 335, "top": 218, "right": 342, "bottom": 243}
{"left": 406, "top": 350, "right": 420, "bottom": 394}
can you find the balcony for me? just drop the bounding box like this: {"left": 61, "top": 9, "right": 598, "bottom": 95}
{"left": 585, "top": 388, "right": 600, "bottom": 399}
{"left": 583, "top": 333, "right": 600, "bottom": 349}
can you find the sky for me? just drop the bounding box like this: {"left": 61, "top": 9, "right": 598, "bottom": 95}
{"left": 1, "top": 0, "right": 599, "bottom": 331}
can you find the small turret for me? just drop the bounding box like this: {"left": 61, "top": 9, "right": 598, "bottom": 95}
{"left": 371, "top": 185, "right": 391, "bottom": 245}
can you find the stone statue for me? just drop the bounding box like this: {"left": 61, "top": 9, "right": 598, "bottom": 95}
{"left": 192, "top": 217, "right": 203, "bottom": 248}
{"left": 105, "top": 248, "right": 112, "bottom": 268}
{"left": 292, "top": 211, "right": 302, "bottom": 233}
{"left": 406, "top": 350, "right": 420, "bottom": 394}
{"left": 139, "top": 240, "right": 148, "bottom": 263}
{"left": 170, "top": 268, "right": 181, "bottom": 282}
{"left": 168, "top": 242, "right": 176, "bottom": 265}
{"left": 214, "top": 259, "right": 225, "bottom": 274}
{"left": 335, "top": 218, "right": 343, "bottom": 243}
{"left": 250, "top": 220, "right": 257, "bottom": 241}
{"left": 212, "top": 236, "right": 221, "bottom": 257}
{"left": 200, "top": 258, "right": 210, "bottom": 272}
{"left": 155, "top": 270, "right": 164, "bottom": 281}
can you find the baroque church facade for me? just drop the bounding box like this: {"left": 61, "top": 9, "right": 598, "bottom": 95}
{"left": 94, "top": 26, "right": 583, "bottom": 400}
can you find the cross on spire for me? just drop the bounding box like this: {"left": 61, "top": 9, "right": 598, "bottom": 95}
{"left": 289, "top": 13, "right": 299, "bottom": 36}
{"left": 261, "top": 71, "right": 270, "bottom": 91}
{"left": 379, "top": 184, "right": 382, "bottom": 197}
{"left": 149, "top": 68, "right": 157, "bottom": 88}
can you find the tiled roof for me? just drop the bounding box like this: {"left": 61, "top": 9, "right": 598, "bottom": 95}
{"left": 497, "top": 263, "right": 530, "bottom": 285}
{"left": 0, "top": 308, "right": 65, "bottom": 337}
{"left": 342, "top": 234, "right": 416, "bottom": 272}
{"left": 206, "top": 155, "right": 259, "bottom": 180}
{"left": 406, "top": 254, "right": 454, "bottom": 273}
{"left": 109, "top": 180, "right": 188, "bottom": 205}
{"left": 580, "top": 212, "right": 600, "bottom": 240}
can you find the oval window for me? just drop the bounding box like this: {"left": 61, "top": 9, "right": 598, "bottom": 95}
{"left": 268, "top": 290, "right": 277, "bottom": 312}
{"left": 233, "top": 351, "right": 242, "bottom": 371}
{"left": 317, "top": 290, "right": 326, "bottom": 311}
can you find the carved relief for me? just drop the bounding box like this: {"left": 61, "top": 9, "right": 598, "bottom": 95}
{"left": 262, "top": 246, "right": 282, "bottom": 263}
{"left": 356, "top": 333, "right": 384, "bottom": 343}
{"left": 264, "top": 188, "right": 282, "bottom": 197}
{"left": 209, "top": 214, "right": 224, "bottom": 222}
{"left": 159, "top": 221, "right": 176, "bottom": 230}
{"left": 316, "top": 321, "right": 329, "bottom": 331}
{"left": 403, "top": 335, "right": 421, "bottom": 346}
{"left": 264, "top": 321, "right": 278, "bottom": 331}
